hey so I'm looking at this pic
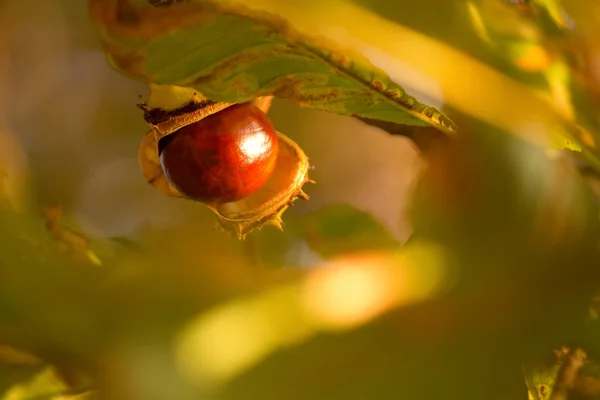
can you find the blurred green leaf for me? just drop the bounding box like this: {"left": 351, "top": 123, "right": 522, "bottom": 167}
{"left": 287, "top": 204, "right": 401, "bottom": 258}
{"left": 251, "top": 227, "right": 299, "bottom": 270}
{"left": 89, "top": 0, "right": 458, "bottom": 135}
{"left": 210, "top": 115, "right": 600, "bottom": 400}
{"left": 0, "top": 201, "right": 261, "bottom": 395}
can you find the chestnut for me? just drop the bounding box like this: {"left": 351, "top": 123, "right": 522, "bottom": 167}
{"left": 138, "top": 86, "right": 313, "bottom": 238}
{"left": 158, "top": 102, "right": 279, "bottom": 205}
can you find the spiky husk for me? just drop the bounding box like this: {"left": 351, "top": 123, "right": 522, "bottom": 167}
{"left": 209, "top": 132, "right": 312, "bottom": 239}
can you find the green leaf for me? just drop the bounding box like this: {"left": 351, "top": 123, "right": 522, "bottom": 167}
{"left": 89, "top": 0, "right": 458, "bottom": 135}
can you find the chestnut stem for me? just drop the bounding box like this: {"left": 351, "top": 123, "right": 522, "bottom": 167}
{"left": 147, "top": 84, "right": 207, "bottom": 111}
{"left": 252, "top": 96, "right": 274, "bottom": 114}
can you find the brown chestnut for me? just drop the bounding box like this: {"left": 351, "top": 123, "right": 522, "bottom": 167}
{"left": 138, "top": 88, "right": 313, "bottom": 238}
{"left": 158, "top": 102, "right": 279, "bottom": 204}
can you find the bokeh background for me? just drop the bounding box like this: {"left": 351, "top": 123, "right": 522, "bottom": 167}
{"left": 2, "top": 0, "right": 600, "bottom": 399}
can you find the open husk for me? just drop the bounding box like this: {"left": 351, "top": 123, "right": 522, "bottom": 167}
{"left": 137, "top": 86, "right": 312, "bottom": 238}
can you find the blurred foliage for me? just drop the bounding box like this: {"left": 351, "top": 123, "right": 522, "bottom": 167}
{"left": 0, "top": 0, "right": 600, "bottom": 399}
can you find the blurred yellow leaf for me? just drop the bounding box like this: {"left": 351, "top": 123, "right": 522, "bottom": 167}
{"left": 2, "top": 367, "right": 68, "bottom": 400}
{"left": 174, "top": 241, "right": 453, "bottom": 387}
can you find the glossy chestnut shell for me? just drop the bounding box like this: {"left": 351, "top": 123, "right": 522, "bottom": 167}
{"left": 158, "top": 103, "right": 279, "bottom": 205}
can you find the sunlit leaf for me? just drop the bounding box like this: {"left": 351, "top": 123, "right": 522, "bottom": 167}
{"left": 1, "top": 367, "right": 68, "bottom": 400}
{"left": 89, "top": 0, "right": 458, "bottom": 136}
